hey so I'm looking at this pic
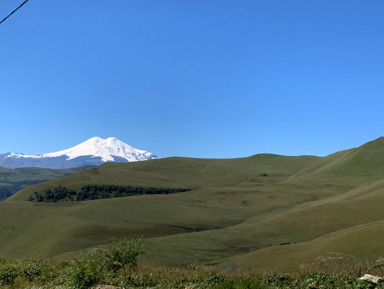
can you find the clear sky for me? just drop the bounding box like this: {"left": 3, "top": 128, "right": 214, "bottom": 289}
{"left": 1, "top": 0, "right": 384, "bottom": 158}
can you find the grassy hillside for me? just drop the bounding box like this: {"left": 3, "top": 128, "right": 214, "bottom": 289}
{"left": 3, "top": 138, "right": 384, "bottom": 273}
{"left": 9, "top": 154, "right": 320, "bottom": 201}
{"left": 2, "top": 154, "right": 321, "bottom": 259}
{"left": 222, "top": 220, "right": 384, "bottom": 275}
{"left": 217, "top": 179, "right": 384, "bottom": 274}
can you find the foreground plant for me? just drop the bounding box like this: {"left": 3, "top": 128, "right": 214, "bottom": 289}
{"left": 64, "top": 237, "right": 144, "bottom": 288}
{"left": 102, "top": 237, "right": 144, "bottom": 280}
{"left": 66, "top": 253, "right": 105, "bottom": 289}
{"left": 1, "top": 242, "right": 384, "bottom": 288}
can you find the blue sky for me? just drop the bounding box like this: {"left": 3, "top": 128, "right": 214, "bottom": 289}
{"left": 1, "top": 0, "right": 384, "bottom": 158}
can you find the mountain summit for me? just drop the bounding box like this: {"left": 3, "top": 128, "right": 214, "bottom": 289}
{"left": 41, "top": 137, "right": 156, "bottom": 162}
{"left": 0, "top": 137, "right": 158, "bottom": 169}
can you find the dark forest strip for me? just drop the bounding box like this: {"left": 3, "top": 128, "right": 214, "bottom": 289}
{"left": 28, "top": 185, "right": 191, "bottom": 202}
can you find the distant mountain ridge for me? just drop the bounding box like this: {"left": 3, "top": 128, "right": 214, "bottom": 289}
{"left": 0, "top": 137, "right": 158, "bottom": 169}
{"left": 0, "top": 166, "right": 90, "bottom": 200}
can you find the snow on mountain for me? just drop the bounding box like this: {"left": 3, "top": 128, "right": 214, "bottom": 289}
{"left": 0, "top": 137, "right": 158, "bottom": 169}
{"left": 40, "top": 137, "right": 156, "bottom": 162}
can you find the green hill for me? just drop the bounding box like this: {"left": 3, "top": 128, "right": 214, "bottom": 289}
{"left": 9, "top": 154, "right": 322, "bottom": 201}
{"left": 3, "top": 154, "right": 320, "bottom": 258}
{"left": 3, "top": 137, "right": 384, "bottom": 274}
{"left": 216, "top": 178, "right": 384, "bottom": 274}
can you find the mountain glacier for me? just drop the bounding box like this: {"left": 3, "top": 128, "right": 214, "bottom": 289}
{"left": 0, "top": 137, "right": 158, "bottom": 169}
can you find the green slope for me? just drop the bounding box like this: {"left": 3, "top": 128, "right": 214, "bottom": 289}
{"left": 2, "top": 154, "right": 321, "bottom": 259}
{"left": 9, "top": 155, "right": 320, "bottom": 201}
{"left": 222, "top": 220, "right": 384, "bottom": 275}
{"left": 216, "top": 179, "right": 384, "bottom": 274}
{"left": 291, "top": 137, "right": 384, "bottom": 181}
{"left": 3, "top": 137, "right": 384, "bottom": 272}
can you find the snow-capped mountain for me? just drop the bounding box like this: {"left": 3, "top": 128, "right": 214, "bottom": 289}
{"left": 0, "top": 137, "right": 158, "bottom": 169}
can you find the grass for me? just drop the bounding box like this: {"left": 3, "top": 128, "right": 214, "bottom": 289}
{"left": 9, "top": 154, "right": 321, "bottom": 201}
{"left": 3, "top": 138, "right": 384, "bottom": 274}
{"left": 223, "top": 219, "right": 384, "bottom": 275}
{"left": 0, "top": 253, "right": 382, "bottom": 289}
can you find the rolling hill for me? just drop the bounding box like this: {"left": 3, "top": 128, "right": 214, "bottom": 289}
{"left": 2, "top": 137, "right": 384, "bottom": 274}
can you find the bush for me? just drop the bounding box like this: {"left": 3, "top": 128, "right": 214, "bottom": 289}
{"left": 18, "top": 259, "right": 43, "bottom": 282}
{"left": 102, "top": 237, "right": 144, "bottom": 279}
{"left": 0, "top": 264, "right": 19, "bottom": 286}
{"left": 303, "top": 273, "right": 336, "bottom": 288}
{"left": 262, "top": 273, "right": 292, "bottom": 285}
{"left": 66, "top": 254, "right": 105, "bottom": 289}
{"left": 196, "top": 275, "right": 265, "bottom": 289}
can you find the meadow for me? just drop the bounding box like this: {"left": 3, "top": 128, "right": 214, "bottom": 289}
{"left": 2, "top": 138, "right": 384, "bottom": 279}
{"left": 0, "top": 238, "right": 381, "bottom": 289}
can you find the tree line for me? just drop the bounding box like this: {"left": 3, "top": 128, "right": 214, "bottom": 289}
{"left": 28, "top": 185, "right": 191, "bottom": 202}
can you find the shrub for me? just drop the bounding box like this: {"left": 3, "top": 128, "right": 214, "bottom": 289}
{"left": 102, "top": 237, "right": 144, "bottom": 279}
{"left": 66, "top": 254, "right": 105, "bottom": 289}
{"left": 197, "top": 275, "right": 265, "bottom": 289}
{"left": 0, "top": 264, "right": 19, "bottom": 286}
{"left": 303, "top": 273, "right": 336, "bottom": 288}
{"left": 18, "top": 259, "right": 43, "bottom": 282}
{"left": 262, "top": 273, "right": 292, "bottom": 285}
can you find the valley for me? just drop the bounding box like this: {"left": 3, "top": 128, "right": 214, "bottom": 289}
{"left": 0, "top": 166, "right": 89, "bottom": 201}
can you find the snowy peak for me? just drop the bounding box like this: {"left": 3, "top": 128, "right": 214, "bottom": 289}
{"left": 42, "top": 137, "right": 157, "bottom": 162}
{"left": 0, "top": 137, "right": 158, "bottom": 169}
